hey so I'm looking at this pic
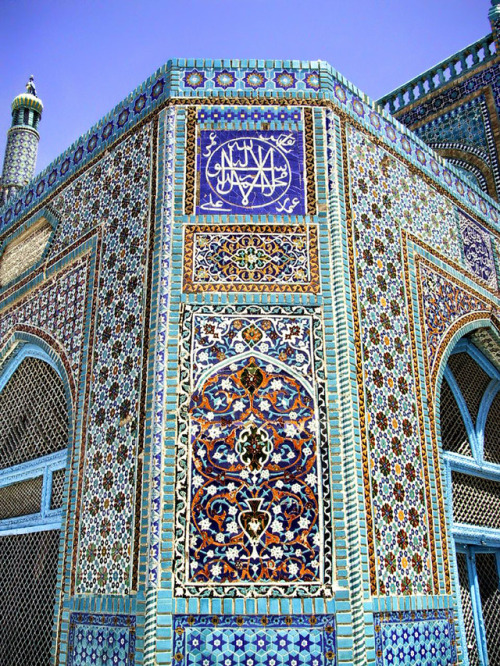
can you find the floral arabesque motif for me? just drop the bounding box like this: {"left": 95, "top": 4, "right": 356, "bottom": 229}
{"left": 187, "top": 356, "right": 321, "bottom": 586}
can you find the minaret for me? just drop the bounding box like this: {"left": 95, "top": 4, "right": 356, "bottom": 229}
{"left": 0, "top": 76, "right": 43, "bottom": 207}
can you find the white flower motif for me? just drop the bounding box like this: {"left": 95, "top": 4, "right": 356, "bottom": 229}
{"left": 227, "top": 482, "right": 236, "bottom": 492}
{"left": 260, "top": 469, "right": 269, "bottom": 480}
{"left": 266, "top": 364, "right": 276, "bottom": 373}
{"left": 227, "top": 453, "right": 237, "bottom": 464}
{"left": 213, "top": 450, "right": 223, "bottom": 460}
{"left": 271, "top": 519, "right": 283, "bottom": 533}
{"left": 299, "top": 516, "right": 309, "bottom": 529}
{"left": 211, "top": 563, "right": 222, "bottom": 577}
{"left": 235, "top": 343, "right": 245, "bottom": 353}
{"left": 209, "top": 425, "right": 221, "bottom": 438}
{"left": 206, "top": 485, "right": 217, "bottom": 496}
{"left": 272, "top": 452, "right": 282, "bottom": 463}
{"left": 272, "top": 505, "right": 281, "bottom": 515}
{"left": 206, "top": 412, "right": 215, "bottom": 421}
{"left": 285, "top": 530, "right": 294, "bottom": 541}
{"left": 199, "top": 351, "right": 209, "bottom": 362}
{"left": 241, "top": 469, "right": 250, "bottom": 480}
{"left": 227, "top": 547, "right": 239, "bottom": 560}
{"left": 192, "top": 474, "right": 204, "bottom": 489}
{"left": 230, "top": 363, "right": 238, "bottom": 371}
{"left": 292, "top": 483, "right": 301, "bottom": 493}
{"left": 199, "top": 518, "right": 211, "bottom": 530}
{"left": 285, "top": 423, "right": 296, "bottom": 437}
{"left": 289, "top": 411, "right": 298, "bottom": 420}
{"left": 216, "top": 533, "right": 225, "bottom": 543}
{"left": 303, "top": 446, "right": 312, "bottom": 456}
{"left": 276, "top": 479, "right": 284, "bottom": 488}
{"left": 233, "top": 399, "right": 245, "bottom": 413}
{"left": 228, "top": 505, "right": 238, "bottom": 515}
{"left": 307, "top": 419, "right": 318, "bottom": 433}
{"left": 313, "top": 532, "right": 321, "bottom": 546}
{"left": 288, "top": 562, "right": 299, "bottom": 576}
{"left": 305, "top": 473, "right": 316, "bottom": 486}
{"left": 271, "top": 379, "right": 282, "bottom": 391}
{"left": 227, "top": 521, "right": 239, "bottom": 534}
{"left": 296, "top": 353, "right": 305, "bottom": 363}
{"left": 259, "top": 399, "right": 271, "bottom": 412}
{"left": 259, "top": 342, "right": 269, "bottom": 353}
{"left": 270, "top": 545, "right": 283, "bottom": 559}
{"left": 221, "top": 378, "right": 232, "bottom": 390}
{"left": 207, "top": 549, "right": 215, "bottom": 558}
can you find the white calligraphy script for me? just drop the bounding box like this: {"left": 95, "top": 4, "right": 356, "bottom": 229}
{"left": 205, "top": 136, "right": 293, "bottom": 209}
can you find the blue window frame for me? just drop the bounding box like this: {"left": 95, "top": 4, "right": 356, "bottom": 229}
{"left": 440, "top": 336, "right": 500, "bottom": 665}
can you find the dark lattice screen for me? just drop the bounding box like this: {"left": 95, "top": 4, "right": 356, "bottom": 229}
{"left": 452, "top": 471, "right": 500, "bottom": 528}
{"left": 448, "top": 352, "right": 492, "bottom": 425}
{"left": 484, "top": 390, "right": 500, "bottom": 465}
{"left": 456, "top": 552, "right": 480, "bottom": 666}
{"left": 0, "top": 475, "right": 43, "bottom": 519}
{"left": 476, "top": 553, "right": 500, "bottom": 666}
{"left": 440, "top": 377, "right": 472, "bottom": 456}
{"left": 0, "top": 357, "right": 68, "bottom": 469}
{"left": 50, "top": 468, "right": 65, "bottom": 510}
{"left": 0, "top": 530, "right": 60, "bottom": 665}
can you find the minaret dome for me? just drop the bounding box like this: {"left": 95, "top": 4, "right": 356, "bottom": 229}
{"left": 0, "top": 76, "right": 43, "bottom": 207}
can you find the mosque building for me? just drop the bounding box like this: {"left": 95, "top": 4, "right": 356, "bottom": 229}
{"left": 0, "top": 1, "right": 499, "bottom": 664}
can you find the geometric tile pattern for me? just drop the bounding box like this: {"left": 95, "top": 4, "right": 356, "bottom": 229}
{"left": 174, "top": 305, "right": 333, "bottom": 597}
{"left": 183, "top": 225, "right": 319, "bottom": 293}
{"left": 196, "top": 130, "right": 306, "bottom": 215}
{"left": 1, "top": 128, "right": 39, "bottom": 190}
{"left": 458, "top": 210, "right": 498, "bottom": 290}
{"left": 418, "top": 261, "right": 491, "bottom": 380}
{"left": 348, "top": 125, "right": 437, "bottom": 596}
{"left": 67, "top": 613, "right": 136, "bottom": 666}
{"left": 74, "top": 124, "right": 153, "bottom": 594}
{"left": 374, "top": 610, "right": 457, "bottom": 666}
{"left": 172, "top": 615, "right": 336, "bottom": 666}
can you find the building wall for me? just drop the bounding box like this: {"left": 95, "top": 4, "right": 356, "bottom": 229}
{"left": 0, "top": 59, "right": 499, "bottom": 666}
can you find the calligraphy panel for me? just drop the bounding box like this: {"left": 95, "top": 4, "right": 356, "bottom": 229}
{"left": 459, "top": 210, "right": 498, "bottom": 290}
{"left": 183, "top": 224, "right": 319, "bottom": 293}
{"left": 196, "top": 130, "right": 306, "bottom": 215}
{"left": 174, "top": 306, "right": 333, "bottom": 597}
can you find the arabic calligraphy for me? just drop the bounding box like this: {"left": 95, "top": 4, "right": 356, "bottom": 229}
{"left": 197, "top": 130, "right": 306, "bottom": 214}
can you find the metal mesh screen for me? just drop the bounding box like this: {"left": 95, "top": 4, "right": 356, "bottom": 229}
{"left": 50, "top": 468, "right": 65, "bottom": 510}
{"left": 0, "top": 357, "right": 68, "bottom": 470}
{"left": 0, "top": 475, "right": 43, "bottom": 520}
{"left": 448, "top": 352, "right": 492, "bottom": 425}
{"left": 476, "top": 553, "right": 500, "bottom": 665}
{"left": 456, "top": 552, "right": 480, "bottom": 666}
{"left": 0, "top": 529, "right": 60, "bottom": 665}
{"left": 484, "top": 390, "right": 500, "bottom": 465}
{"left": 439, "top": 377, "right": 472, "bottom": 456}
{"left": 452, "top": 471, "right": 500, "bottom": 528}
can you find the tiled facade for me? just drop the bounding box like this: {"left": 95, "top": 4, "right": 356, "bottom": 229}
{"left": 0, "top": 4, "right": 499, "bottom": 666}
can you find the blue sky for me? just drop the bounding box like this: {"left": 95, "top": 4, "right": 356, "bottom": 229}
{"left": 0, "top": 0, "right": 493, "bottom": 175}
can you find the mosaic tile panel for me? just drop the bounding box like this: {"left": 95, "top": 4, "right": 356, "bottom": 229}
{"left": 0, "top": 255, "right": 90, "bottom": 381}
{"left": 196, "top": 130, "right": 306, "bottom": 215}
{"left": 183, "top": 224, "right": 319, "bottom": 293}
{"left": 458, "top": 210, "right": 498, "bottom": 290}
{"left": 418, "top": 261, "right": 491, "bottom": 380}
{"left": 172, "top": 615, "right": 336, "bottom": 666}
{"left": 174, "top": 305, "right": 333, "bottom": 597}
{"left": 1, "top": 128, "right": 39, "bottom": 188}
{"left": 67, "top": 613, "right": 136, "bottom": 666}
{"left": 374, "top": 610, "right": 457, "bottom": 666}
{"left": 74, "top": 123, "right": 153, "bottom": 594}
{"left": 348, "top": 125, "right": 436, "bottom": 595}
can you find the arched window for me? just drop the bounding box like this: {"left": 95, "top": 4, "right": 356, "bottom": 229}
{"left": 439, "top": 333, "right": 500, "bottom": 665}
{"left": 0, "top": 345, "right": 70, "bottom": 665}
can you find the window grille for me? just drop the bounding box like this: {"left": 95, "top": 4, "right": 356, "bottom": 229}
{"left": 456, "top": 552, "right": 480, "bottom": 666}
{"left": 0, "top": 475, "right": 43, "bottom": 520}
{"left": 452, "top": 471, "right": 500, "bottom": 529}
{"left": 476, "top": 553, "right": 500, "bottom": 665}
{"left": 50, "top": 468, "right": 65, "bottom": 510}
{"left": 0, "top": 529, "right": 60, "bottom": 665}
{"left": 0, "top": 357, "right": 68, "bottom": 469}
{"left": 484, "top": 390, "right": 500, "bottom": 465}
{"left": 447, "top": 352, "right": 491, "bottom": 425}
{"left": 440, "top": 377, "right": 472, "bottom": 456}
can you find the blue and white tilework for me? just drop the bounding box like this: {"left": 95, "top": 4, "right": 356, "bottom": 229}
{"left": 67, "top": 613, "right": 136, "bottom": 666}
{"left": 172, "top": 615, "right": 336, "bottom": 666}
{"left": 458, "top": 209, "right": 498, "bottom": 290}
{"left": 374, "top": 610, "right": 457, "bottom": 666}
